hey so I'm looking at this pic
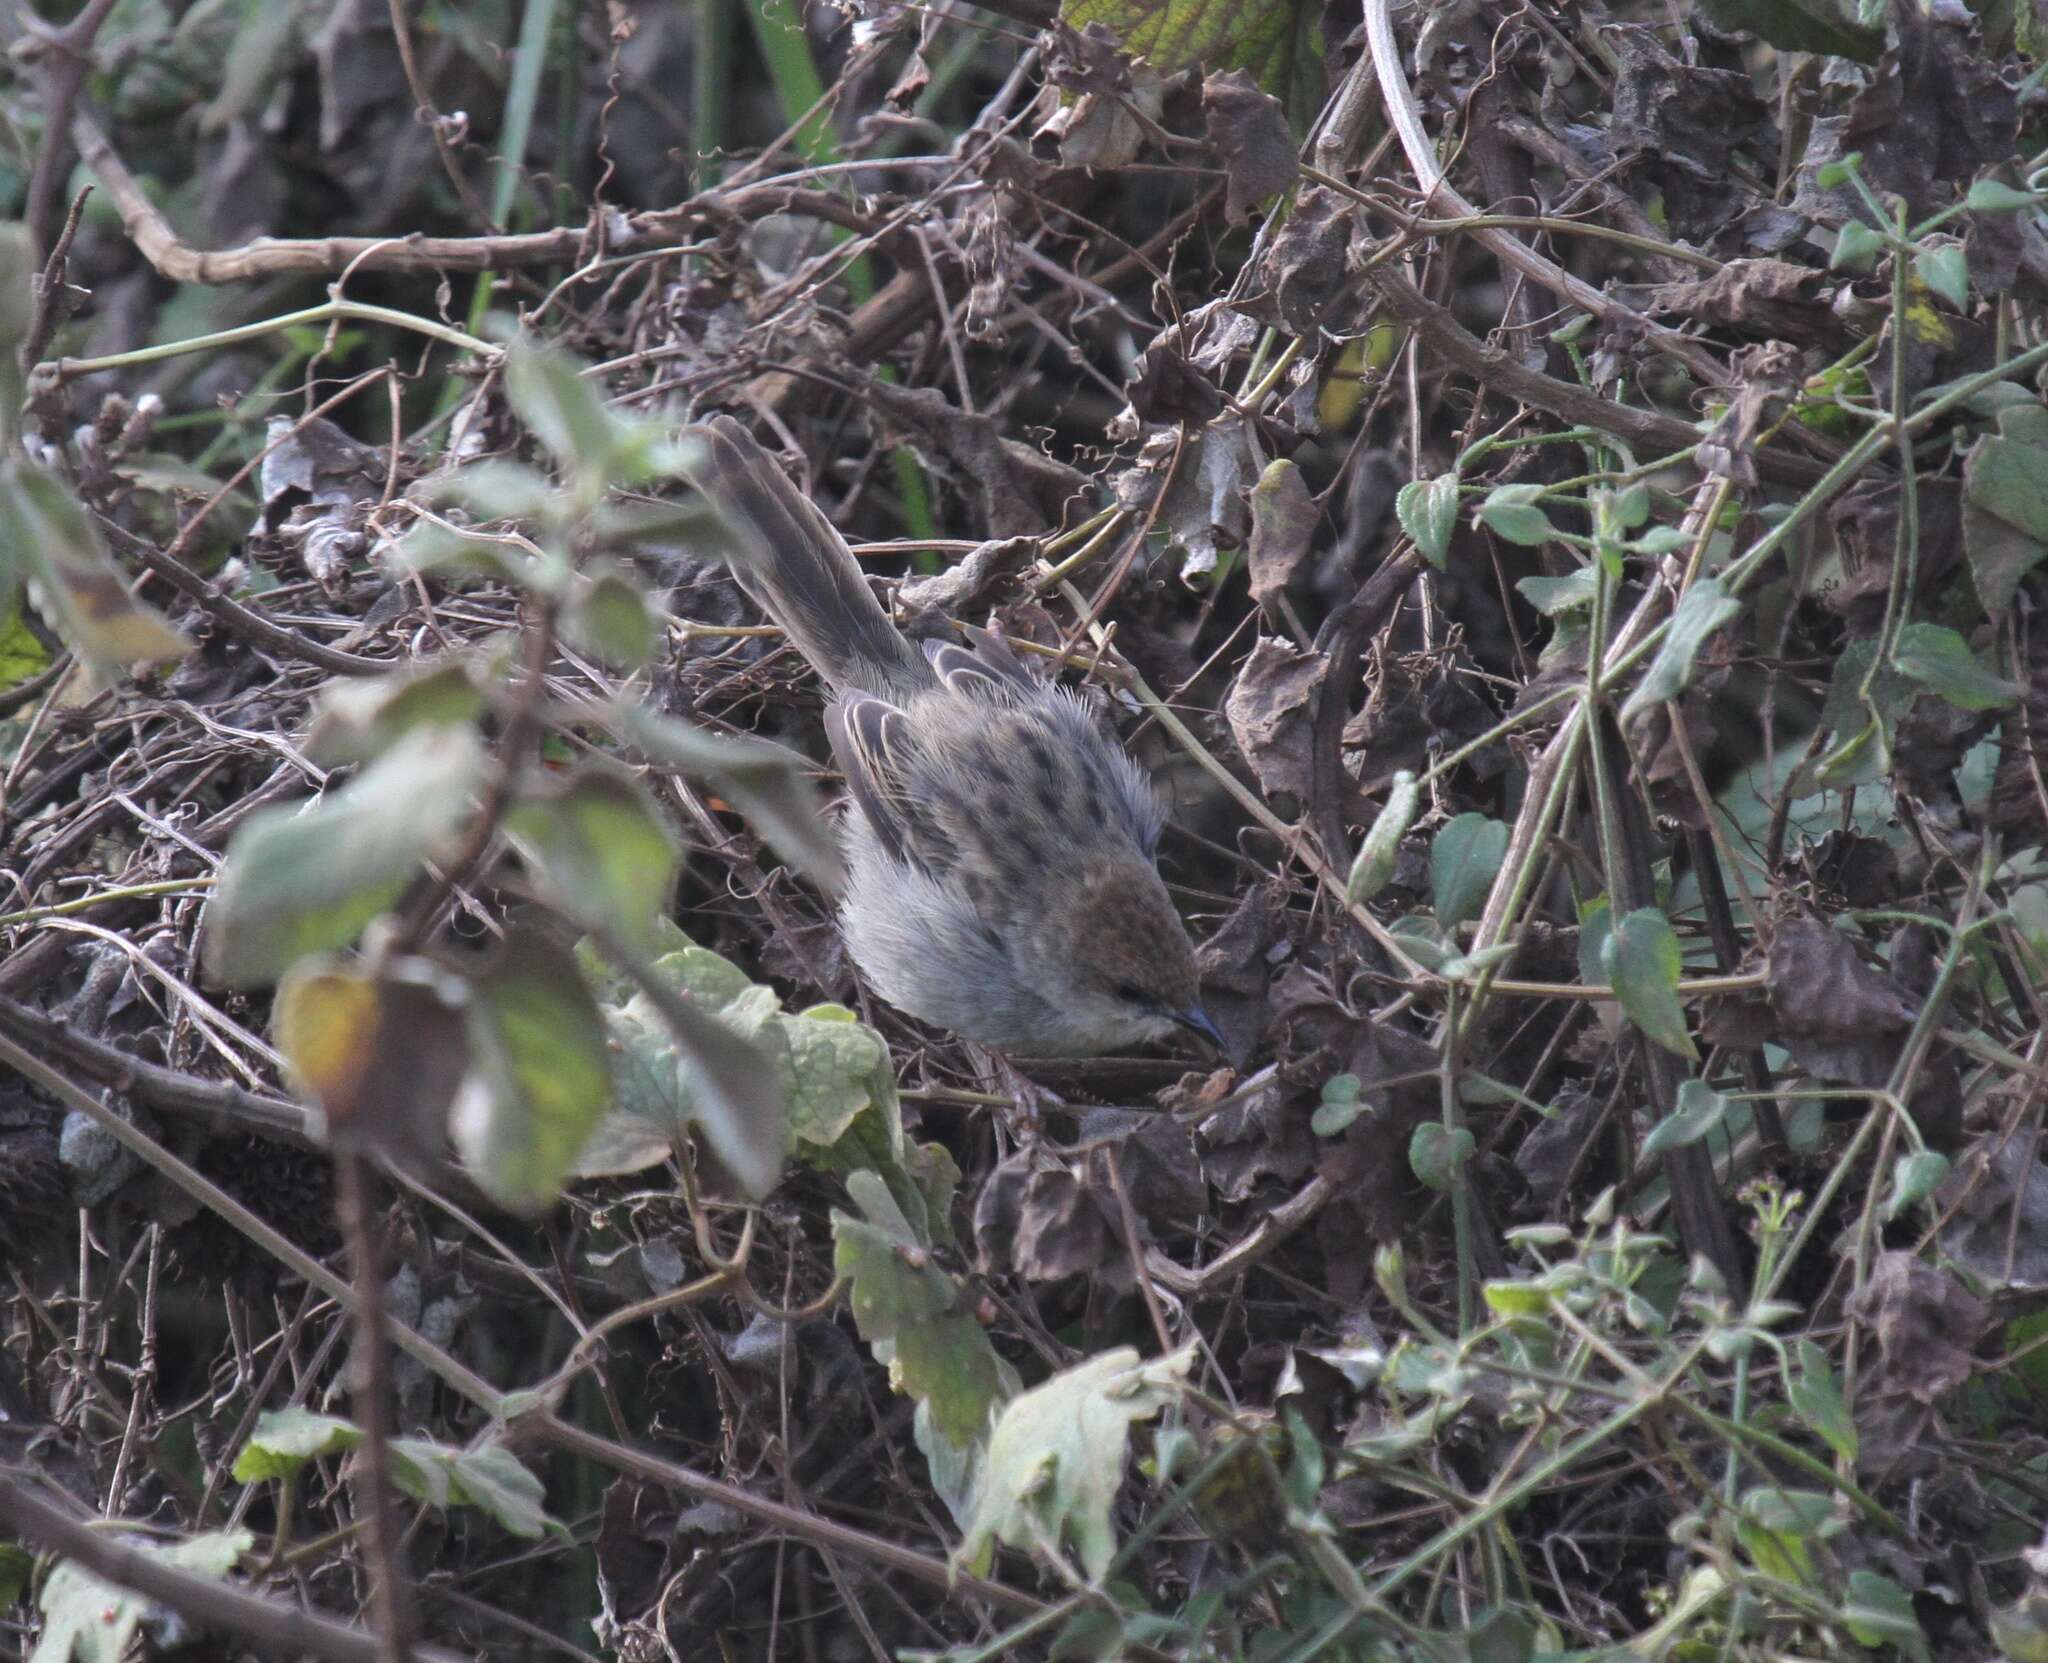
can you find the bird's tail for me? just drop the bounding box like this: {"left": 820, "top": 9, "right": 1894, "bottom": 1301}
{"left": 680, "top": 416, "right": 930, "bottom": 698}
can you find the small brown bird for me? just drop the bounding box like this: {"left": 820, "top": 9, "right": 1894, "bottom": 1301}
{"left": 683, "top": 417, "right": 1222, "bottom": 1058}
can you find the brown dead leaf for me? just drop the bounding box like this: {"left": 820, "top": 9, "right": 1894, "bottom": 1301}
{"left": 1650, "top": 258, "right": 1851, "bottom": 349}
{"left": 1246, "top": 459, "right": 1318, "bottom": 613}
{"left": 1249, "top": 184, "right": 1357, "bottom": 336}
{"left": 1765, "top": 915, "right": 1918, "bottom": 1087}
{"left": 1202, "top": 69, "right": 1297, "bottom": 224}
{"left": 974, "top": 1147, "right": 1115, "bottom": 1283}
{"left": 1847, "top": 1250, "right": 1987, "bottom": 1476}
{"left": 1937, "top": 1135, "right": 2048, "bottom": 1292}
{"left": 1225, "top": 635, "right": 1327, "bottom": 802}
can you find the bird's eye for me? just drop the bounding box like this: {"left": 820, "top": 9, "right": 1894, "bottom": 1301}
{"left": 1113, "top": 981, "right": 1150, "bottom": 1005}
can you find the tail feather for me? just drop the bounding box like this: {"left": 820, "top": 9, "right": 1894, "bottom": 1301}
{"left": 681, "top": 416, "right": 930, "bottom": 698}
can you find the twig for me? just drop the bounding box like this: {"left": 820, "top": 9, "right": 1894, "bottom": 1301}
{"left": 14, "top": 0, "right": 122, "bottom": 253}
{"left": 332, "top": 1146, "right": 418, "bottom": 1663}
{"left": 0, "top": 1476, "right": 468, "bottom": 1663}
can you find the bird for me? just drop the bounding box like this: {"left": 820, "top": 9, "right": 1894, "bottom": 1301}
{"left": 681, "top": 415, "right": 1224, "bottom": 1059}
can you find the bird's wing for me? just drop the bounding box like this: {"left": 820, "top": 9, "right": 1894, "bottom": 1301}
{"left": 823, "top": 695, "right": 914, "bottom": 862}
{"left": 823, "top": 692, "right": 972, "bottom": 881}
{"left": 920, "top": 625, "right": 1037, "bottom": 704}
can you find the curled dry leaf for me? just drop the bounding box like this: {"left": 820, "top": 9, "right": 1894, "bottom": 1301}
{"left": 1202, "top": 68, "right": 1297, "bottom": 224}
{"left": 1847, "top": 1250, "right": 1988, "bottom": 1476}
{"left": 1224, "top": 634, "right": 1327, "bottom": 802}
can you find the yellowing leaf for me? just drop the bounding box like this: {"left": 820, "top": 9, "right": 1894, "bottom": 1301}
{"left": 1062, "top": 0, "right": 1322, "bottom": 114}
{"left": 275, "top": 955, "right": 470, "bottom": 1171}
{"left": 0, "top": 461, "right": 188, "bottom": 674}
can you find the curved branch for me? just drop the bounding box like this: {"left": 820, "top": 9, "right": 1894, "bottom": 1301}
{"left": 71, "top": 109, "right": 891, "bottom": 283}
{"left": 1359, "top": 0, "right": 1731, "bottom": 391}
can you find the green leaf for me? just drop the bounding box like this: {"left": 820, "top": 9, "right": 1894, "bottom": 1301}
{"left": 0, "top": 599, "right": 52, "bottom": 692}
{"left": 1912, "top": 244, "right": 1969, "bottom": 312}
{"left": 504, "top": 765, "right": 681, "bottom": 952}
{"left": 1786, "top": 1339, "right": 1857, "bottom": 1463}
{"left": 1962, "top": 403, "right": 2048, "bottom": 620}
{"left": 0, "top": 224, "right": 34, "bottom": 418}
{"left": 1606, "top": 482, "right": 1651, "bottom": 530}
{"left": 1397, "top": 471, "right": 1460, "bottom": 569}
{"left": 834, "top": 1171, "right": 1013, "bottom": 1449}
{"left": 1843, "top": 1569, "right": 1930, "bottom": 1662}
{"left": 0, "top": 1542, "right": 28, "bottom": 1611}
{"left": 1642, "top": 1077, "right": 1728, "bottom": 1156}
{"left": 420, "top": 458, "right": 559, "bottom": 524}
{"left": 1890, "top": 621, "right": 2019, "bottom": 710}
{"left": 1630, "top": 525, "right": 1694, "bottom": 556}
{"left": 617, "top": 704, "right": 843, "bottom": 891}
{"left": 1815, "top": 635, "right": 1916, "bottom": 784}
{"left": 1966, "top": 178, "right": 2040, "bottom": 213}
{"left": 1816, "top": 154, "right": 1863, "bottom": 189}
{"left": 0, "top": 461, "right": 189, "bottom": 674}
{"left": 1483, "top": 1278, "right": 1552, "bottom": 1317}
{"left": 201, "top": 726, "right": 487, "bottom": 988}
{"left": 1517, "top": 567, "right": 1599, "bottom": 616}
{"left": 1601, "top": 907, "right": 1697, "bottom": 1059}
{"left": 780, "top": 1004, "right": 892, "bottom": 1147}
{"left": 1475, "top": 483, "right": 1554, "bottom": 546}
{"left": 955, "top": 1343, "right": 1194, "bottom": 1582}
{"left": 302, "top": 658, "right": 487, "bottom": 768}
{"left": 1311, "top": 1071, "right": 1364, "bottom": 1136}
{"left": 231, "top": 1408, "right": 360, "bottom": 1483}
{"left": 453, "top": 930, "right": 615, "bottom": 1215}
{"left": 34, "top": 1532, "right": 252, "bottom": 1663}
{"left": 1882, "top": 1149, "right": 1950, "bottom": 1222}
{"left": 386, "top": 1437, "right": 566, "bottom": 1540}
{"left": 563, "top": 563, "right": 657, "bottom": 669}
{"left": 1430, "top": 812, "right": 1508, "bottom": 930}
{"left": 1408, "top": 1121, "right": 1474, "bottom": 1192}
{"left": 443, "top": 1444, "right": 563, "bottom": 1541}
{"left": 1740, "top": 1485, "right": 1835, "bottom": 1536}
{"left": 1346, "top": 770, "right": 1417, "bottom": 903}
{"left": 1620, "top": 578, "right": 1741, "bottom": 721}
{"left": 1831, "top": 219, "right": 1884, "bottom": 271}
{"left": 1060, "top": 0, "right": 1322, "bottom": 112}
{"left": 597, "top": 947, "right": 789, "bottom": 1201}
{"left": 1577, "top": 894, "right": 1614, "bottom": 991}
{"left": 504, "top": 335, "right": 632, "bottom": 491}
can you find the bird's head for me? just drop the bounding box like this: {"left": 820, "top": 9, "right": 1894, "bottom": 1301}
{"left": 1024, "top": 855, "right": 1224, "bottom": 1056}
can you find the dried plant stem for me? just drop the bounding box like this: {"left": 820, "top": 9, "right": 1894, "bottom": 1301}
{"left": 331, "top": 1145, "right": 417, "bottom": 1663}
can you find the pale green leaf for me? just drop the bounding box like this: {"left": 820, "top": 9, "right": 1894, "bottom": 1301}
{"left": 1346, "top": 771, "right": 1417, "bottom": 903}
{"left": 1397, "top": 471, "right": 1459, "bottom": 569}
{"left": 1620, "top": 578, "right": 1741, "bottom": 722}
{"left": 1430, "top": 812, "right": 1507, "bottom": 930}
{"left": 453, "top": 931, "right": 615, "bottom": 1215}
{"left": 231, "top": 1408, "right": 360, "bottom": 1483}
{"left": 1601, "top": 907, "right": 1697, "bottom": 1059}
{"left": 956, "top": 1344, "right": 1194, "bottom": 1582}
{"left": 201, "top": 726, "right": 487, "bottom": 988}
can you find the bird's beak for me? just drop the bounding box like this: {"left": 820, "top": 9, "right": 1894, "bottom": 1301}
{"left": 1170, "top": 1006, "right": 1228, "bottom": 1051}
